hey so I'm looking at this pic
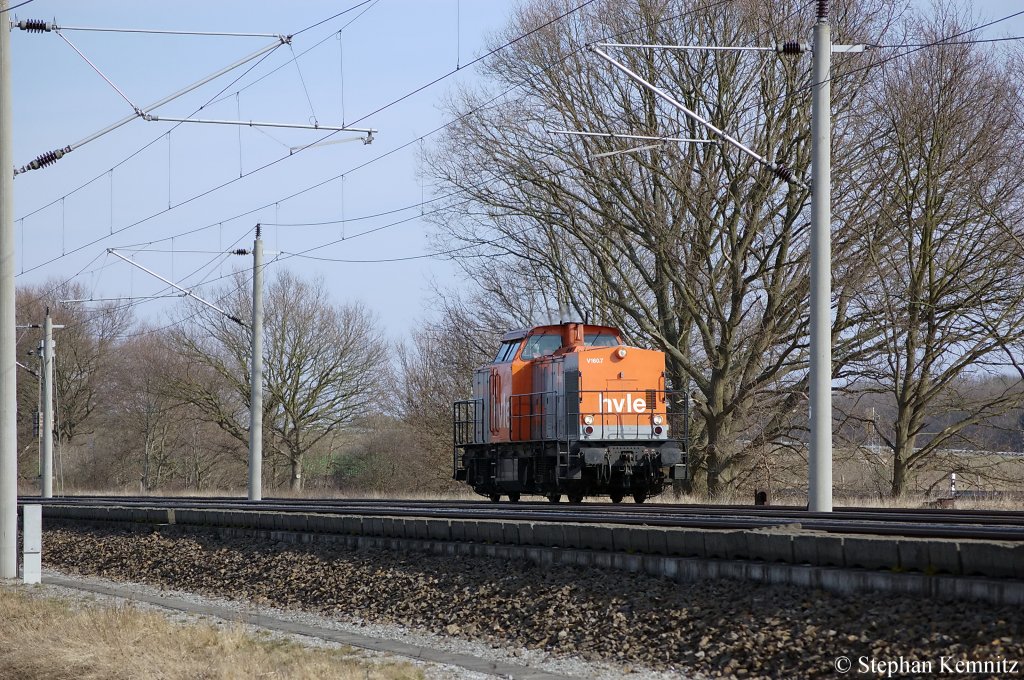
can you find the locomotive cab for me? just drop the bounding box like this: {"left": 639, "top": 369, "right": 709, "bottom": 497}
{"left": 453, "top": 322, "right": 688, "bottom": 503}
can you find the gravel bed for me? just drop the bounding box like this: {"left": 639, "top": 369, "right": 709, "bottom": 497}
{"left": 41, "top": 522, "right": 1024, "bottom": 679}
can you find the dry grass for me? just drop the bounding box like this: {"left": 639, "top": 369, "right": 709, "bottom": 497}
{"left": 0, "top": 587, "right": 422, "bottom": 680}
{"left": 730, "top": 445, "right": 1024, "bottom": 508}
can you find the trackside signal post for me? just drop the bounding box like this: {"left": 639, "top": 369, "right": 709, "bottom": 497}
{"left": 39, "top": 312, "right": 65, "bottom": 497}
{"left": 590, "top": 0, "right": 855, "bottom": 511}
{"left": 18, "top": 311, "right": 65, "bottom": 498}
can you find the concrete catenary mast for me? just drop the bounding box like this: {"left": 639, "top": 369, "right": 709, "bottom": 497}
{"left": 807, "top": 0, "right": 833, "bottom": 512}
{"left": 1, "top": 0, "right": 19, "bottom": 579}
{"left": 248, "top": 226, "right": 264, "bottom": 501}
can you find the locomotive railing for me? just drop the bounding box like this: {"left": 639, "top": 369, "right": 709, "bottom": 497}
{"left": 508, "top": 389, "right": 687, "bottom": 443}
{"left": 452, "top": 390, "right": 690, "bottom": 480}
{"left": 452, "top": 399, "right": 483, "bottom": 479}
{"left": 570, "top": 389, "right": 683, "bottom": 441}
{"left": 509, "top": 390, "right": 565, "bottom": 441}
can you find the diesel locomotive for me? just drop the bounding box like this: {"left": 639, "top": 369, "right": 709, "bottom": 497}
{"left": 452, "top": 322, "right": 688, "bottom": 503}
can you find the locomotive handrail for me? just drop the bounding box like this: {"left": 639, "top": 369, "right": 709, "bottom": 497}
{"left": 453, "top": 385, "right": 689, "bottom": 488}
{"left": 486, "top": 388, "right": 686, "bottom": 444}
{"left": 571, "top": 389, "right": 677, "bottom": 441}
{"left": 456, "top": 390, "right": 686, "bottom": 444}
{"left": 452, "top": 399, "right": 483, "bottom": 479}
{"left": 509, "top": 390, "right": 561, "bottom": 442}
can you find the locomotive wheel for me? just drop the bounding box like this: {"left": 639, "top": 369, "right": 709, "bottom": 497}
{"left": 610, "top": 493, "right": 624, "bottom": 504}
{"left": 488, "top": 493, "right": 501, "bottom": 503}
{"left": 632, "top": 490, "right": 647, "bottom": 504}
{"left": 568, "top": 493, "right": 584, "bottom": 504}
{"left": 507, "top": 492, "right": 521, "bottom": 503}
{"left": 547, "top": 494, "right": 561, "bottom": 503}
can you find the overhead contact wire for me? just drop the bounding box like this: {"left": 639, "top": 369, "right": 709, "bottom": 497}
{"left": 106, "top": 0, "right": 738, "bottom": 269}
{"left": 17, "top": 0, "right": 380, "bottom": 223}
{"left": 43, "top": 0, "right": 731, "bottom": 321}
{"left": 23, "top": 0, "right": 608, "bottom": 277}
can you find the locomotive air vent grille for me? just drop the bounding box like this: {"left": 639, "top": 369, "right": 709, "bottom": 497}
{"left": 646, "top": 389, "right": 658, "bottom": 409}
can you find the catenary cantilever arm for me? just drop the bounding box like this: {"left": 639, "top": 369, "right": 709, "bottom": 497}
{"left": 589, "top": 45, "right": 807, "bottom": 189}
{"left": 107, "top": 249, "right": 245, "bottom": 326}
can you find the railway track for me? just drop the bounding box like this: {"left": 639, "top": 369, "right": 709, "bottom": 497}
{"left": 21, "top": 495, "right": 1024, "bottom": 541}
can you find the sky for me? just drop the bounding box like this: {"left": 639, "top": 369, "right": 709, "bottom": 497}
{"left": 8, "top": 0, "right": 1024, "bottom": 340}
{"left": 11, "top": 0, "right": 517, "bottom": 338}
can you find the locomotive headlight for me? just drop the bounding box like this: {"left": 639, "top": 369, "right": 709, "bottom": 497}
{"left": 652, "top": 415, "right": 663, "bottom": 425}
{"left": 583, "top": 415, "right": 594, "bottom": 425}
{"left": 616, "top": 348, "right": 628, "bottom": 359}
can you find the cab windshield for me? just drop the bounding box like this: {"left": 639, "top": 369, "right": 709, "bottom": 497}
{"left": 519, "top": 334, "right": 562, "bottom": 360}
{"left": 585, "top": 332, "right": 620, "bottom": 347}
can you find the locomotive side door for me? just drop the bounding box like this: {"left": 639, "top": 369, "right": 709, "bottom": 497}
{"left": 488, "top": 368, "right": 502, "bottom": 436}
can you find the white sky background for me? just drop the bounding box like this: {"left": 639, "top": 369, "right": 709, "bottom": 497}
{"left": 9, "top": 0, "right": 1024, "bottom": 340}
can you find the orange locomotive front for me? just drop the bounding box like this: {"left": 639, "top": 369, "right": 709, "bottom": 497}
{"left": 453, "top": 322, "right": 688, "bottom": 503}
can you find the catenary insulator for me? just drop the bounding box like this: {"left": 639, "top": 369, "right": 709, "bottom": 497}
{"left": 778, "top": 41, "right": 804, "bottom": 55}
{"left": 773, "top": 163, "right": 795, "bottom": 183}
{"left": 232, "top": 249, "right": 250, "bottom": 256}
{"left": 817, "top": 0, "right": 829, "bottom": 20}
{"left": 17, "top": 19, "right": 54, "bottom": 33}
{"left": 28, "top": 148, "right": 65, "bottom": 170}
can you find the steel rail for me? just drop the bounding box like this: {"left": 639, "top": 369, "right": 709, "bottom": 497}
{"left": 22, "top": 495, "right": 1024, "bottom": 522}
{"left": 21, "top": 496, "right": 1024, "bottom": 541}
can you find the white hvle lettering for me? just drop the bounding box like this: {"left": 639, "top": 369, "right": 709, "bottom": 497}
{"left": 601, "top": 392, "right": 647, "bottom": 413}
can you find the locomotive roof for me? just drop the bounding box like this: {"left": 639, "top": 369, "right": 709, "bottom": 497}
{"left": 499, "top": 323, "right": 622, "bottom": 343}
{"left": 500, "top": 328, "right": 531, "bottom": 342}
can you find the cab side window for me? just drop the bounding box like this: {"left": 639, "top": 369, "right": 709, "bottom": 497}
{"left": 501, "top": 341, "right": 521, "bottom": 361}
{"left": 493, "top": 340, "right": 521, "bottom": 363}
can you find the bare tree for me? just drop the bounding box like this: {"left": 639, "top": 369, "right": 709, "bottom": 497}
{"left": 105, "top": 331, "right": 175, "bottom": 490}
{"left": 99, "top": 329, "right": 236, "bottom": 492}
{"left": 392, "top": 317, "right": 496, "bottom": 490}
{"left": 424, "top": 0, "right": 895, "bottom": 495}
{"left": 838, "top": 4, "right": 1024, "bottom": 495}
{"left": 167, "top": 269, "right": 387, "bottom": 491}
{"left": 15, "top": 281, "right": 133, "bottom": 486}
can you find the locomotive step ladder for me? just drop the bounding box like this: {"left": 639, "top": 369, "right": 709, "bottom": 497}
{"left": 555, "top": 445, "right": 571, "bottom": 482}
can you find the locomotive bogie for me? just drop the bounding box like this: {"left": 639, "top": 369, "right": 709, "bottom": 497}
{"left": 458, "top": 440, "right": 686, "bottom": 502}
